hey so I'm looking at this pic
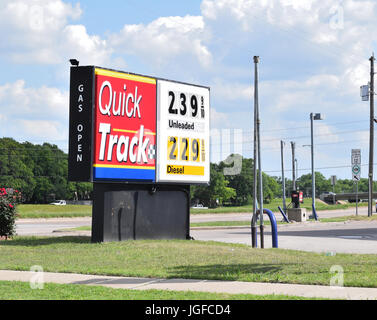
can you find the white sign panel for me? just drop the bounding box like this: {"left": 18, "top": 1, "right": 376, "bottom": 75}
{"left": 351, "top": 149, "right": 361, "bottom": 181}
{"left": 351, "top": 149, "right": 361, "bottom": 165}
{"left": 156, "top": 80, "right": 210, "bottom": 183}
{"left": 360, "top": 85, "right": 369, "bottom": 101}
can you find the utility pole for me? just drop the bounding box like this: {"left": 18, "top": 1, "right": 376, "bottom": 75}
{"left": 251, "top": 56, "right": 259, "bottom": 247}
{"left": 368, "top": 54, "right": 375, "bottom": 217}
{"left": 291, "top": 141, "right": 296, "bottom": 191}
{"left": 281, "top": 141, "right": 286, "bottom": 213}
{"left": 310, "top": 113, "right": 324, "bottom": 221}
{"left": 255, "top": 55, "right": 264, "bottom": 249}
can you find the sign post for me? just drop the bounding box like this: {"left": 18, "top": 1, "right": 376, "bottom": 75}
{"left": 68, "top": 65, "right": 210, "bottom": 242}
{"left": 352, "top": 149, "right": 361, "bottom": 216}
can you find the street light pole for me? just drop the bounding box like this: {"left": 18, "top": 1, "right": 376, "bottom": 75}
{"left": 368, "top": 54, "right": 375, "bottom": 217}
{"left": 254, "top": 56, "right": 264, "bottom": 249}
{"left": 280, "top": 140, "right": 287, "bottom": 213}
{"left": 310, "top": 113, "right": 323, "bottom": 221}
{"left": 310, "top": 113, "right": 316, "bottom": 220}
{"left": 291, "top": 141, "right": 296, "bottom": 191}
{"left": 251, "top": 56, "right": 259, "bottom": 248}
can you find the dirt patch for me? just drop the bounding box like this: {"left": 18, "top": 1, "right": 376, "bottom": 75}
{"left": 316, "top": 199, "right": 329, "bottom": 205}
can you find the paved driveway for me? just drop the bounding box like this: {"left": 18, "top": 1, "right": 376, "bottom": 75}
{"left": 191, "top": 220, "right": 377, "bottom": 254}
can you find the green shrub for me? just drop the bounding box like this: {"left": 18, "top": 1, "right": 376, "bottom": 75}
{"left": 0, "top": 188, "right": 21, "bottom": 239}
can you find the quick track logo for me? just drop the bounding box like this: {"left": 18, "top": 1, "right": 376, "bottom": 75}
{"left": 98, "top": 123, "right": 152, "bottom": 164}
{"left": 92, "top": 68, "right": 156, "bottom": 181}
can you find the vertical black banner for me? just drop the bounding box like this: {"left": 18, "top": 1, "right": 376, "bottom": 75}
{"left": 68, "top": 66, "right": 94, "bottom": 181}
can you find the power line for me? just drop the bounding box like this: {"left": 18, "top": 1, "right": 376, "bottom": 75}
{"left": 211, "top": 138, "right": 368, "bottom": 155}
{"left": 264, "top": 162, "right": 376, "bottom": 174}
{"left": 210, "top": 128, "right": 371, "bottom": 147}
{"left": 213, "top": 120, "right": 369, "bottom": 135}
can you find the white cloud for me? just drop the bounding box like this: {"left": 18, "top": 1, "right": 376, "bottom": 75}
{"left": 110, "top": 15, "right": 212, "bottom": 68}
{"left": 0, "top": 80, "right": 68, "bottom": 143}
{"left": 0, "top": 0, "right": 112, "bottom": 66}
{"left": 210, "top": 108, "right": 229, "bottom": 127}
{"left": 201, "top": 0, "right": 377, "bottom": 86}
{"left": 211, "top": 80, "right": 252, "bottom": 102}
{"left": 0, "top": 80, "right": 68, "bottom": 119}
{"left": 19, "top": 119, "right": 65, "bottom": 140}
{"left": 61, "top": 25, "right": 112, "bottom": 66}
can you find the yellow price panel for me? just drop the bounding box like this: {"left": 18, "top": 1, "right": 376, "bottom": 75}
{"left": 190, "top": 138, "right": 200, "bottom": 162}
{"left": 167, "top": 136, "right": 178, "bottom": 160}
{"left": 201, "top": 139, "right": 205, "bottom": 162}
{"left": 180, "top": 137, "right": 189, "bottom": 161}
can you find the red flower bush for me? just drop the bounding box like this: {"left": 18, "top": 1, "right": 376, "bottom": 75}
{"left": 0, "top": 188, "right": 21, "bottom": 239}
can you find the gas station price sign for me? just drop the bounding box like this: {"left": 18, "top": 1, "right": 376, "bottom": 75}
{"left": 156, "top": 80, "right": 210, "bottom": 183}
{"left": 68, "top": 66, "right": 210, "bottom": 184}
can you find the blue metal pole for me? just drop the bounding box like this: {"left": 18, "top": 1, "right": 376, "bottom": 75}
{"left": 263, "top": 209, "right": 278, "bottom": 248}
{"left": 312, "top": 203, "right": 318, "bottom": 221}
{"left": 278, "top": 206, "right": 290, "bottom": 223}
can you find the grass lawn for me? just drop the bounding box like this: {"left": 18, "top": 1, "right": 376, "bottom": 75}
{"left": 0, "top": 281, "right": 316, "bottom": 300}
{"left": 17, "top": 204, "right": 92, "bottom": 218}
{"left": 1, "top": 236, "right": 377, "bottom": 288}
{"left": 16, "top": 199, "right": 367, "bottom": 219}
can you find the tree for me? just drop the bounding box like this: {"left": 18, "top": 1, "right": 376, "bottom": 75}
{"left": 0, "top": 138, "right": 93, "bottom": 203}
{"left": 297, "top": 172, "right": 331, "bottom": 197}
{"left": 218, "top": 154, "right": 281, "bottom": 205}
{"left": 191, "top": 163, "right": 236, "bottom": 208}
{"left": 218, "top": 155, "right": 254, "bottom": 205}
{"left": 262, "top": 172, "right": 280, "bottom": 203}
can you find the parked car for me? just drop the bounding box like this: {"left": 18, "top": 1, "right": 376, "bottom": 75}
{"left": 50, "top": 200, "right": 66, "bottom": 206}
{"left": 191, "top": 203, "right": 208, "bottom": 209}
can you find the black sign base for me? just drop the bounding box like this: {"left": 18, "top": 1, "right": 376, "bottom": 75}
{"left": 91, "top": 183, "right": 190, "bottom": 242}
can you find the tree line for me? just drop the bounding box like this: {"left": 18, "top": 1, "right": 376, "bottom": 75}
{"left": 191, "top": 154, "right": 281, "bottom": 207}
{"left": 191, "top": 154, "right": 376, "bottom": 207}
{"left": 0, "top": 138, "right": 373, "bottom": 205}
{"left": 0, "top": 138, "right": 92, "bottom": 203}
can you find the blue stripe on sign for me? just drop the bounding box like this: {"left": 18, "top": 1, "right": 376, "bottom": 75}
{"left": 93, "top": 167, "right": 155, "bottom": 182}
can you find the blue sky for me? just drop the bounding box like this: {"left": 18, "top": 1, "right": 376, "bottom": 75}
{"left": 0, "top": 0, "right": 376, "bottom": 183}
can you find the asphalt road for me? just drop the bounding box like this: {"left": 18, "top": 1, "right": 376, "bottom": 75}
{"left": 14, "top": 206, "right": 377, "bottom": 254}
{"left": 16, "top": 218, "right": 91, "bottom": 237}
{"left": 191, "top": 220, "right": 377, "bottom": 254}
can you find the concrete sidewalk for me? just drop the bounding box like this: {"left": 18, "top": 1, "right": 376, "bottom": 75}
{"left": 1, "top": 270, "right": 377, "bottom": 300}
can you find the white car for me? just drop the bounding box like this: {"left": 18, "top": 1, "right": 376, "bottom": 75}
{"left": 191, "top": 204, "right": 208, "bottom": 209}
{"left": 50, "top": 200, "right": 66, "bottom": 206}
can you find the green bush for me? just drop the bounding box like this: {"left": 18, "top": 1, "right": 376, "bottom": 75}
{"left": 0, "top": 188, "right": 21, "bottom": 239}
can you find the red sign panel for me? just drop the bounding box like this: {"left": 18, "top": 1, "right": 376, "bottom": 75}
{"left": 92, "top": 68, "right": 156, "bottom": 181}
